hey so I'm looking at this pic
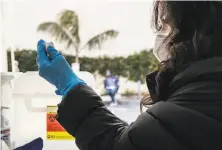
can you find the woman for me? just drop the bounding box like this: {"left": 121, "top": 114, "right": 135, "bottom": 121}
{"left": 36, "top": 1, "right": 222, "bottom": 150}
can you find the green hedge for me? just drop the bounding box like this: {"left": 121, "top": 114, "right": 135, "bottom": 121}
{"left": 7, "top": 49, "right": 158, "bottom": 83}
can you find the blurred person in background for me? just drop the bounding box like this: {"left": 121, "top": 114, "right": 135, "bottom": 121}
{"left": 104, "top": 70, "right": 119, "bottom": 106}
{"left": 37, "top": 1, "right": 222, "bottom": 149}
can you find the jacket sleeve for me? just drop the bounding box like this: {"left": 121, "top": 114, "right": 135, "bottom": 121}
{"left": 56, "top": 84, "right": 181, "bottom": 150}
{"left": 56, "top": 84, "right": 137, "bottom": 150}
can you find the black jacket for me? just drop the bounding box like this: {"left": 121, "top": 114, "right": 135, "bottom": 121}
{"left": 56, "top": 57, "right": 222, "bottom": 150}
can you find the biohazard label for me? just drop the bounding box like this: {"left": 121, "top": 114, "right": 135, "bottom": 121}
{"left": 46, "top": 106, "right": 74, "bottom": 140}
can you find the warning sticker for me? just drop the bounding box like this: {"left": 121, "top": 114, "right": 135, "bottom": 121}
{"left": 46, "top": 106, "right": 74, "bottom": 140}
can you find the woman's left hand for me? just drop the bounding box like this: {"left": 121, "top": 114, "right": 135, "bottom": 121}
{"left": 36, "top": 39, "right": 86, "bottom": 96}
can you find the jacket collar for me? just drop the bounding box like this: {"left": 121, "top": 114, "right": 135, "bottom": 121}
{"left": 146, "top": 57, "right": 222, "bottom": 102}
{"left": 169, "top": 57, "right": 222, "bottom": 94}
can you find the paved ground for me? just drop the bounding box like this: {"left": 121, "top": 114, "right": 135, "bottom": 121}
{"left": 102, "top": 95, "right": 141, "bottom": 123}
{"left": 107, "top": 100, "right": 141, "bottom": 124}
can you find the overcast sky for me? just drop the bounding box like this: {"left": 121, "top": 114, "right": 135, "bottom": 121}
{"left": 1, "top": 0, "right": 155, "bottom": 57}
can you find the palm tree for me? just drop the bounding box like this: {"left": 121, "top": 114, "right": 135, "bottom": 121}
{"left": 37, "top": 10, "right": 119, "bottom": 63}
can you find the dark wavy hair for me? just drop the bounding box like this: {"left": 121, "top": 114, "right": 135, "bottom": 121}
{"left": 140, "top": 1, "right": 222, "bottom": 111}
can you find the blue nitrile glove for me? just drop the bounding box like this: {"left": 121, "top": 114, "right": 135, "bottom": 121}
{"left": 36, "top": 39, "right": 86, "bottom": 97}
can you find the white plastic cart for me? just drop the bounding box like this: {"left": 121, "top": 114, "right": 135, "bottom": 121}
{"left": 10, "top": 71, "right": 97, "bottom": 150}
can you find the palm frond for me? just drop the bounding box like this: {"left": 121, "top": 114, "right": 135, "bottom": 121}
{"left": 83, "top": 30, "right": 119, "bottom": 50}
{"left": 37, "top": 22, "right": 77, "bottom": 49}
{"left": 57, "top": 9, "right": 80, "bottom": 46}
